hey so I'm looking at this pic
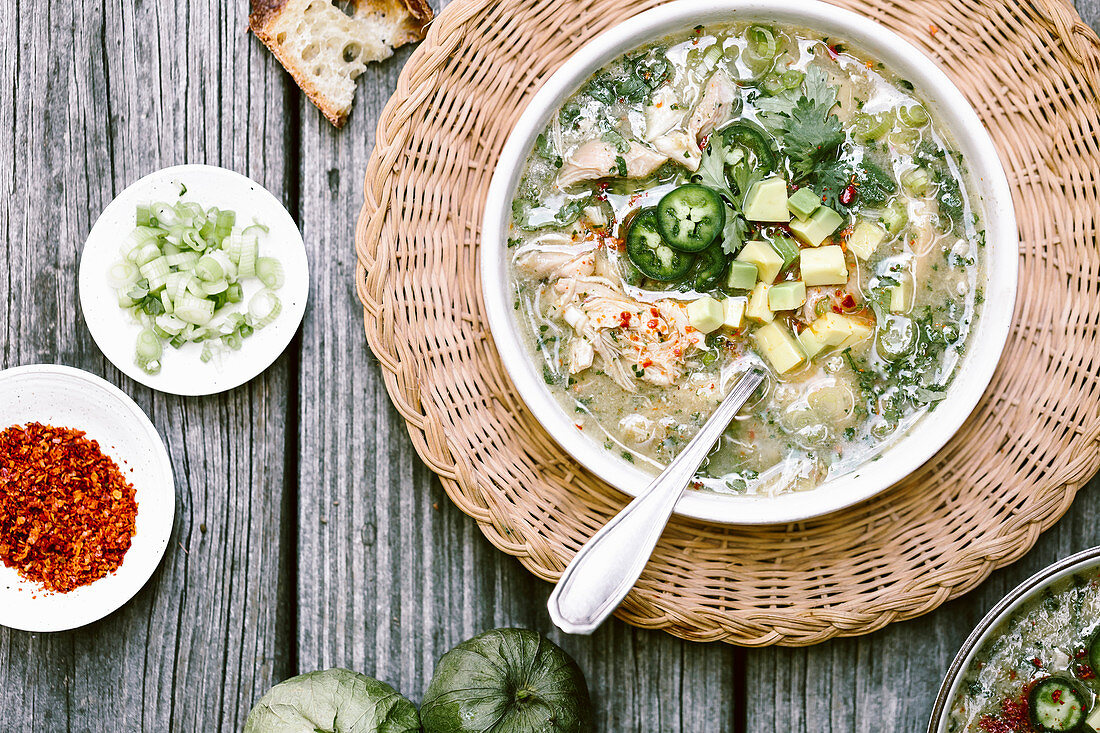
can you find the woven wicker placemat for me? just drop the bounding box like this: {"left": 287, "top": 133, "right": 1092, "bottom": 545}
{"left": 356, "top": 0, "right": 1100, "bottom": 646}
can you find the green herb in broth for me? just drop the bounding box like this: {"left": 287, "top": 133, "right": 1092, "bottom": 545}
{"left": 508, "top": 22, "right": 986, "bottom": 497}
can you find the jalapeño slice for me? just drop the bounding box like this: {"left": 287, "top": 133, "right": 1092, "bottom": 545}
{"left": 656, "top": 184, "right": 726, "bottom": 252}
{"left": 720, "top": 121, "right": 778, "bottom": 172}
{"left": 1028, "top": 676, "right": 1088, "bottom": 732}
{"left": 626, "top": 208, "right": 694, "bottom": 281}
{"left": 692, "top": 245, "right": 729, "bottom": 291}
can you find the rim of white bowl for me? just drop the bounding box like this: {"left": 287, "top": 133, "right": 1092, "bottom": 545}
{"left": 481, "top": 0, "right": 1017, "bottom": 524}
{"left": 0, "top": 364, "right": 175, "bottom": 632}
{"left": 78, "top": 164, "right": 309, "bottom": 397}
{"left": 927, "top": 547, "right": 1100, "bottom": 732}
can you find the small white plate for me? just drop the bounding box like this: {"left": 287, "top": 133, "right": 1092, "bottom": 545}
{"left": 79, "top": 165, "right": 308, "bottom": 396}
{"left": 0, "top": 364, "right": 175, "bottom": 632}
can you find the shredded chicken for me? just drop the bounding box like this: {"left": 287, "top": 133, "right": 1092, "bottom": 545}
{"left": 514, "top": 247, "right": 597, "bottom": 281}
{"left": 556, "top": 140, "right": 667, "bottom": 188}
{"left": 550, "top": 277, "right": 704, "bottom": 391}
{"left": 687, "top": 68, "right": 736, "bottom": 143}
{"left": 652, "top": 130, "right": 702, "bottom": 172}
{"left": 644, "top": 86, "right": 685, "bottom": 140}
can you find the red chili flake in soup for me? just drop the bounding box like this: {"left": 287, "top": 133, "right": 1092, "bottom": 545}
{"left": 976, "top": 689, "right": 1030, "bottom": 733}
{"left": 0, "top": 422, "right": 138, "bottom": 593}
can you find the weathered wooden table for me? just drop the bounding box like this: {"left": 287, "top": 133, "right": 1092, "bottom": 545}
{"left": 1, "top": 1, "right": 1097, "bottom": 730}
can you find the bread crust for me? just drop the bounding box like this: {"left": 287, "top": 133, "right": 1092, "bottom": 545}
{"left": 249, "top": 0, "right": 434, "bottom": 128}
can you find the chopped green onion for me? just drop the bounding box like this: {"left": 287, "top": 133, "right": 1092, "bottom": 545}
{"left": 202, "top": 278, "right": 229, "bottom": 295}
{"left": 139, "top": 257, "right": 172, "bottom": 291}
{"left": 901, "top": 167, "right": 932, "bottom": 196}
{"left": 111, "top": 199, "right": 285, "bottom": 372}
{"left": 897, "top": 104, "right": 930, "bottom": 128}
{"left": 743, "top": 25, "right": 777, "bottom": 73}
{"left": 257, "top": 258, "right": 285, "bottom": 290}
{"left": 135, "top": 329, "right": 163, "bottom": 375}
{"left": 248, "top": 290, "right": 282, "bottom": 328}
{"left": 107, "top": 262, "right": 139, "bottom": 289}
{"left": 851, "top": 112, "right": 892, "bottom": 141}
{"left": 174, "top": 292, "right": 215, "bottom": 325}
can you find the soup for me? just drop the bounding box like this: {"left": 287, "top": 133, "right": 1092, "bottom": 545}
{"left": 507, "top": 22, "right": 986, "bottom": 496}
{"left": 948, "top": 567, "right": 1100, "bottom": 732}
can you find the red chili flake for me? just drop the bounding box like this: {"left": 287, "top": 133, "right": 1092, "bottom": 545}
{"left": 840, "top": 293, "right": 857, "bottom": 310}
{"left": 1079, "top": 663, "right": 1096, "bottom": 679}
{"left": 619, "top": 311, "right": 632, "bottom": 328}
{"left": 0, "top": 423, "right": 138, "bottom": 593}
{"left": 642, "top": 359, "right": 653, "bottom": 368}
{"left": 929, "top": 23, "right": 939, "bottom": 36}
{"left": 977, "top": 689, "right": 1030, "bottom": 733}
{"left": 1031, "top": 657, "right": 1044, "bottom": 668}
{"left": 839, "top": 183, "right": 857, "bottom": 206}
{"left": 647, "top": 319, "right": 659, "bottom": 329}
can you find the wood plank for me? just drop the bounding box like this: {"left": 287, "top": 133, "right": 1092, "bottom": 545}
{"left": 0, "top": 1, "right": 293, "bottom": 729}
{"left": 292, "top": 2, "right": 739, "bottom": 729}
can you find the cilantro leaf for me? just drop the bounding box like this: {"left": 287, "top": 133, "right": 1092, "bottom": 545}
{"left": 696, "top": 139, "right": 759, "bottom": 255}
{"left": 731, "top": 162, "right": 764, "bottom": 203}
{"left": 696, "top": 142, "right": 738, "bottom": 204}
{"left": 812, "top": 157, "right": 854, "bottom": 209}
{"left": 857, "top": 159, "right": 897, "bottom": 206}
{"left": 802, "top": 65, "right": 838, "bottom": 111}
{"left": 720, "top": 206, "right": 749, "bottom": 255}
{"left": 756, "top": 65, "right": 836, "bottom": 126}
{"left": 773, "top": 97, "right": 845, "bottom": 180}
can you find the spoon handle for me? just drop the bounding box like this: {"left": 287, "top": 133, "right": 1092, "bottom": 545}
{"left": 547, "top": 368, "right": 765, "bottom": 635}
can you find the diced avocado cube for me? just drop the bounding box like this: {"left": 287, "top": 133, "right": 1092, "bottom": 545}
{"left": 788, "top": 187, "right": 821, "bottom": 220}
{"left": 800, "top": 245, "right": 849, "bottom": 286}
{"left": 768, "top": 281, "right": 806, "bottom": 311}
{"left": 847, "top": 220, "right": 886, "bottom": 260}
{"left": 753, "top": 321, "right": 806, "bottom": 374}
{"left": 797, "top": 327, "right": 828, "bottom": 359}
{"left": 789, "top": 205, "right": 844, "bottom": 247}
{"left": 687, "top": 296, "right": 724, "bottom": 333}
{"left": 743, "top": 177, "right": 790, "bottom": 222}
{"left": 889, "top": 280, "right": 913, "bottom": 313}
{"left": 736, "top": 240, "right": 784, "bottom": 284}
{"left": 838, "top": 319, "right": 873, "bottom": 350}
{"left": 745, "top": 282, "right": 774, "bottom": 323}
{"left": 722, "top": 297, "right": 746, "bottom": 329}
{"left": 770, "top": 235, "right": 801, "bottom": 269}
{"left": 1085, "top": 702, "right": 1100, "bottom": 733}
{"left": 725, "top": 261, "right": 758, "bottom": 291}
{"left": 810, "top": 312, "right": 871, "bottom": 347}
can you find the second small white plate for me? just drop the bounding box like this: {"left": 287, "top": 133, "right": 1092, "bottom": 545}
{"left": 79, "top": 165, "right": 308, "bottom": 396}
{"left": 0, "top": 364, "right": 175, "bottom": 632}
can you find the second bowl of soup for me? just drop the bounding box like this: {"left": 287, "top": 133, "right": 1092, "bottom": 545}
{"left": 481, "top": 0, "right": 1017, "bottom": 523}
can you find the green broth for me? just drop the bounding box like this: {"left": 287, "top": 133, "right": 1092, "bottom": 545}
{"left": 508, "top": 22, "right": 985, "bottom": 496}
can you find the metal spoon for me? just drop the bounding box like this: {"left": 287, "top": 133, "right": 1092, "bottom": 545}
{"left": 548, "top": 367, "right": 765, "bottom": 635}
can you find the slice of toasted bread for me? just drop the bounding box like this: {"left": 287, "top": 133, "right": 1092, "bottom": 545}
{"left": 250, "top": 0, "right": 433, "bottom": 127}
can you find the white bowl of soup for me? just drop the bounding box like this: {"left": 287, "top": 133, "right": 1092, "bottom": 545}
{"left": 481, "top": 0, "right": 1017, "bottom": 524}
{"left": 929, "top": 548, "right": 1100, "bottom": 733}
